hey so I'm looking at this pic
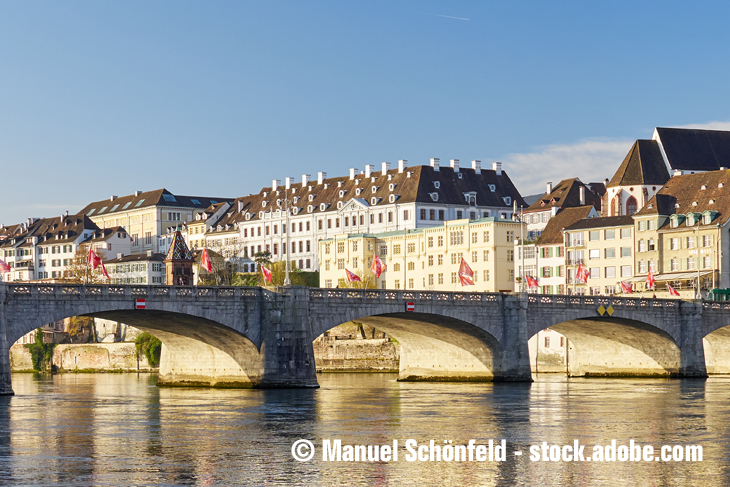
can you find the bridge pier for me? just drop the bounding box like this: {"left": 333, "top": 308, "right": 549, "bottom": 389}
{"left": 0, "top": 286, "right": 13, "bottom": 395}
{"left": 499, "top": 293, "right": 533, "bottom": 381}
{"left": 678, "top": 300, "right": 708, "bottom": 378}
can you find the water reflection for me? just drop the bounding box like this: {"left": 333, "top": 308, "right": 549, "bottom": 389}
{"left": 2, "top": 373, "right": 730, "bottom": 486}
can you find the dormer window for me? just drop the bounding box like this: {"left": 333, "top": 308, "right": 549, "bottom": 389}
{"left": 463, "top": 192, "right": 477, "bottom": 205}
{"left": 308, "top": 194, "right": 315, "bottom": 202}
{"left": 371, "top": 186, "right": 379, "bottom": 193}
{"left": 337, "top": 201, "right": 344, "bottom": 209}
{"left": 293, "top": 196, "right": 299, "bottom": 204}
{"left": 389, "top": 194, "right": 398, "bottom": 203}
{"left": 389, "top": 183, "right": 396, "bottom": 191}
{"left": 457, "top": 173, "right": 463, "bottom": 179}
{"left": 263, "top": 192, "right": 268, "bottom": 197}
{"left": 245, "top": 213, "right": 251, "bottom": 220}
{"left": 720, "top": 183, "right": 725, "bottom": 188}
{"left": 503, "top": 196, "right": 512, "bottom": 206}
{"left": 434, "top": 181, "right": 441, "bottom": 189}
{"left": 308, "top": 205, "right": 314, "bottom": 213}
{"left": 709, "top": 199, "right": 715, "bottom": 204}
{"left": 355, "top": 188, "right": 362, "bottom": 196}
{"left": 489, "top": 184, "right": 496, "bottom": 192}
{"left": 320, "top": 203, "right": 329, "bottom": 211}
{"left": 692, "top": 201, "right": 698, "bottom": 206}
{"left": 276, "top": 199, "right": 282, "bottom": 206}
{"left": 262, "top": 201, "right": 268, "bottom": 207}
{"left": 259, "top": 211, "right": 264, "bottom": 219}
{"left": 337, "top": 181, "right": 343, "bottom": 187}
{"left": 701, "top": 185, "right": 707, "bottom": 190}
{"left": 371, "top": 197, "right": 380, "bottom": 205}
{"left": 429, "top": 192, "right": 439, "bottom": 202}
{"left": 339, "top": 190, "right": 346, "bottom": 197}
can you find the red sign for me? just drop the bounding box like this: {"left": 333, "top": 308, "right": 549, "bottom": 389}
{"left": 406, "top": 302, "right": 415, "bottom": 312}
{"left": 135, "top": 299, "right": 146, "bottom": 310}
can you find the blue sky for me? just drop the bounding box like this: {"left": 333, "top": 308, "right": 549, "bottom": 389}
{"left": 2, "top": 1, "right": 730, "bottom": 224}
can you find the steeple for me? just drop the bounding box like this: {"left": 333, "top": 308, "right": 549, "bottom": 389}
{"left": 164, "top": 229, "right": 194, "bottom": 285}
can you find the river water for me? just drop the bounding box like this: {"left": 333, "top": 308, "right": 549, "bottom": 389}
{"left": 1, "top": 372, "right": 729, "bottom": 486}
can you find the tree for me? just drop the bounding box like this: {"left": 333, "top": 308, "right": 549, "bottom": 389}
{"left": 57, "top": 246, "right": 107, "bottom": 284}
{"left": 135, "top": 332, "right": 162, "bottom": 368}
{"left": 24, "top": 329, "right": 55, "bottom": 372}
{"left": 253, "top": 251, "right": 272, "bottom": 267}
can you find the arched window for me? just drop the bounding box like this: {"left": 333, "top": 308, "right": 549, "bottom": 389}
{"left": 626, "top": 196, "right": 638, "bottom": 216}
{"left": 612, "top": 195, "right": 622, "bottom": 216}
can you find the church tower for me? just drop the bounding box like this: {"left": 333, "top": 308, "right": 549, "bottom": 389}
{"left": 164, "top": 229, "right": 194, "bottom": 285}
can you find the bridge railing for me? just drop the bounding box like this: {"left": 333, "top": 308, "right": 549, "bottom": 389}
{"left": 3, "top": 283, "right": 263, "bottom": 299}
{"left": 527, "top": 292, "right": 682, "bottom": 308}
{"left": 308, "top": 288, "right": 503, "bottom": 303}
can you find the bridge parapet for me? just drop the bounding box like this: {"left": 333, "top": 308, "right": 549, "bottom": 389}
{"left": 4, "top": 283, "right": 263, "bottom": 300}
{"left": 308, "top": 287, "right": 502, "bottom": 304}
{"left": 526, "top": 293, "right": 681, "bottom": 310}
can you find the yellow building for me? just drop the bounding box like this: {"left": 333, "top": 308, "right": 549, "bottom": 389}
{"left": 318, "top": 217, "right": 524, "bottom": 292}
{"left": 563, "top": 216, "right": 634, "bottom": 295}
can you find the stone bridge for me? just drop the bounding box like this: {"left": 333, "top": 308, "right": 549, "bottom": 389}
{"left": 2, "top": 282, "right": 730, "bottom": 395}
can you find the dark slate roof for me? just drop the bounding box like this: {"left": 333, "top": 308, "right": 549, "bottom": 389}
{"left": 634, "top": 169, "right": 730, "bottom": 227}
{"left": 607, "top": 140, "right": 670, "bottom": 188}
{"left": 524, "top": 178, "right": 602, "bottom": 214}
{"left": 105, "top": 253, "right": 165, "bottom": 264}
{"left": 0, "top": 215, "right": 99, "bottom": 249}
{"left": 655, "top": 127, "right": 730, "bottom": 171}
{"left": 212, "top": 165, "right": 526, "bottom": 225}
{"left": 563, "top": 215, "right": 634, "bottom": 231}
{"left": 89, "top": 227, "right": 127, "bottom": 242}
{"left": 78, "top": 189, "right": 233, "bottom": 218}
{"left": 535, "top": 206, "right": 595, "bottom": 245}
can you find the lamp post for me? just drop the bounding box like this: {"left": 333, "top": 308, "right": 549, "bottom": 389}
{"left": 283, "top": 190, "right": 291, "bottom": 286}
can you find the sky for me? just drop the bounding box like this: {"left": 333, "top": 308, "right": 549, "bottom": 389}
{"left": 2, "top": 1, "right": 730, "bottom": 225}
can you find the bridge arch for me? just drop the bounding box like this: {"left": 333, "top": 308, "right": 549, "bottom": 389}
{"left": 529, "top": 317, "right": 681, "bottom": 377}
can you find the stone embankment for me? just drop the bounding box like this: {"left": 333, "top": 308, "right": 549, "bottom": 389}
{"left": 10, "top": 343, "right": 154, "bottom": 372}
{"left": 314, "top": 336, "right": 399, "bottom": 372}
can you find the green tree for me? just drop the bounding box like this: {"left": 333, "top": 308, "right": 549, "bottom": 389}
{"left": 57, "top": 245, "right": 108, "bottom": 284}
{"left": 135, "top": 332, "right": 162, "bottom": 368}
{"left": 24, "top": 329, "right": 56, "bottom": 372}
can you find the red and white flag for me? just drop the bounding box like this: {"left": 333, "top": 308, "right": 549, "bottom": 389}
{"left": 88, "top": 248, "right": 101, "bottom": 270}
{"left": 621, "top": 281, "right": 633, "bottom": 294}
{"left": 370, "top": 253, "right": 385, "bottom": 278}
{"left": 261, "top": 265, "right": 273, "bottom": 283}
{"left": 0, "top": 260, "right": 10, "bottom": 273}
{"left": 646, "top": 267, "right": 656, "bottom": 289}
{"left": 526, "top": 275, "right": 539, "bottom": 289}
{"left": 667, "top": 283, "right": 680, "bottom": 297}
{"left": 101, "top": 261, "right": 111, "bottom": 280}
{"left": 458, "top": 258, "right": 475, "bottom": 286}
{"left": 575, "top": 263, "right": 589, "bottom": 283}
{"left": 345, "top": 269, "right": 361, "bottom": 282}
{"left": 200, "top": 248, "right": 213, "bottom": 273}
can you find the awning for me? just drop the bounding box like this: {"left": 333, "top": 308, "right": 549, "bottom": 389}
{"left": 627, "top": 271, "right": 713, "bottom": 282}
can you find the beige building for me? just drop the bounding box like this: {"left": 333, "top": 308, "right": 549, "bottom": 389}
{"left": 318, "top": 217, "right": 524, "bottom": 292}
{"left": 563, "top": 216, "right": 634, "bottom": 295}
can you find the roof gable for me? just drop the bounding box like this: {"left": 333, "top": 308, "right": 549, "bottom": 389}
{"left": 607, "top": 139, "right": 670, "bottom": 187}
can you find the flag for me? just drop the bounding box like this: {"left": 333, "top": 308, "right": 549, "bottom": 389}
{"left": 621, "top": 281, "right": 633, "bottom": 294}
{"left": 667, "top": 283, "right": 680, "bottom": 297}
{"left": 458, "top": 258, "right": 475, "bottom": 286}
{"left": 646, "top": 268, "right": 655, "bottom": 289}
{"left": 575, "top": 263, "right": 589, "bottom": 283}
{"left": 0, "top": 260, "right": 10, "bottom": 273}
{"left": 101, "top": 261, "right": 111, "bottom": 280}
{"left": 370, "top": 253, "right": 385, "bottom": 278}
{"left": 88, "top": 248, "right": 101, "bottom": 270}
{"left": 526, "top": 275, "right": 539, "bottom": 289}
{"left": 261, "top": 265, "right": 273, "bottom": 283}
{"left": 200, "top": 248, "right": 213, "bottom": 273}
{"left": 345, "top": 269, "right": 361, "bottom": 282}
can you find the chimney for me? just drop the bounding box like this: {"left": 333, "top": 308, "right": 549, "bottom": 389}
{"left": 492, "top": 162, "right": 502, "bottom": 176}
{"left": 117, "top": 253, "right": 123, "bottom": 259}
{"left": 135, "top": 191, "right": 142, "bottom": 197}
{"left": 238, "top": 200, "right": 244, "bottom": 212}
{"left": 381, "top": 162, "right": 391, "bottom": 174}
{"left": 579, "top": 186, "right": 586, "bottom": 205}
{"left": 364, "top": 164, "right": 374, "bottom": 177}
{"left": 349, "top": 168, "right": 358, "bottom": 180}
{"left": 471, "top": 160, "right": 481, "bottom": 174}
{"left": 546, "top": 182, "right": 553, "bottom": 194}
{"left": 450, "top": 159, "right": 460, "bottom": 172}
{"left": 110, "top": 195, "right": 117, "bottom": 201}
{"left": 398, "top": 160, "right": 407, "bottom": 173}
{"left": 318, "top": 172, "right": 327, "bottom": 184}
{"left": 285, "top": 177, "right": 293, "bottom": 189}
{"left": 430, "top": 158, "right": 440, "bottom": 171}
{"left": 272, "top": 179, "right": 280, "bottom": 191}
{"left": 603, "top": 178, "right": 609, "bottom": 187}
{"left": 674, "top": 169, "right": 683, "bottom": 176}
{"left": 302, "top": 174, "right": 310, "bottom": 186}
{"left": 147, "top": 250, "right": 153, "bottom": 257}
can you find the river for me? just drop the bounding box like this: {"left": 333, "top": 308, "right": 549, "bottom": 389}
{"left": 1, "top": 372, "right": 728, "bottom": 486}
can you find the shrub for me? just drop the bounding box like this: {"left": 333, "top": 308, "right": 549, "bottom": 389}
{"left": 24, "top": 329, "right": 55, "bottom": 372}
{"left": 135, "top": 332, "right": 162, "bottom": 368}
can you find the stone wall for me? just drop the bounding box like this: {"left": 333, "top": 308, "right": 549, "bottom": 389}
{"left": 313, "top": 336, "right": 399, "bottom": 372}
{"left": 10, "top": 343, "right": 154, "bottom": 372}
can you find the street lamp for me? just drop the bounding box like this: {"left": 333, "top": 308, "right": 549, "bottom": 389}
{"left": 283, "top": 189, "right": 291, "bottom": 286}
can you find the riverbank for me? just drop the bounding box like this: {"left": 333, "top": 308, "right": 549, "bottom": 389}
{"left": 313, "top": 336, "right": 399, "bottom": 372}
{"left": 10, "top": 343, "right": 155, "bottom": 372}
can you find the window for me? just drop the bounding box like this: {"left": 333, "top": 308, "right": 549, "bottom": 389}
{"left": 626, "top": 196, "right": 637, "bottom": 216}
{"left": 421, "top": 209, "right": 427, "bottom": 220}
{"left": 353, "top": 257, "right": 358, "bottom": 268}
{"left": 542, "top": 266, "right": 552, "bottom": 278}
{"left": 671, "top": 258, "right": 679, "bottom": 271}
{"left": 394, "top": 280, "right": 401, "bottom": 289}
{"left": 589, "top": 249, "right": 599, "bottom": 260}
{"left": 407, "top": 261, "right": 415, "bottom": 271}
{"left": 590, "top": 267, "right": 599, "bottom": 279}
{"left": 507, "top": 250, "right": 514, "bottom": 262}
{"left": 428, "top": 237, "right": 434, "bottom": 248}
{"left": 145, "top": 232, "right": 152, "bottom": 245}
{"left": 648, "top": 220, "right": 656, "bottom": 230}
{"left": 589, "top": 230, "right": 599, "bottom": 241}
{"left": 404, "top": 210, "right": 410, "bottom": 221}
{"left": 483, "top": 250, "right": 489, "bottom": 261}
{"left": 703, "top": 235, "right": 712, "bottom": 247}
{"left": 638, "top": 240, "right": 645, "bottom": 252}
{"left": 428, "top": 255, "right": 434, "bottom": 266}
{"left": 438, "top": 273, "right": 444, "bottom": 284}
{"left": 605, "top": 248, "right": 615, "bottom": 259}
{"left": 638, "top": 260, "right": 646, "bottom": 273}
{"left": 393, "top": 244, "right": 401, "bottom": 255}
{"left": 472, "top": 251, "right": 478, "bottom": 262}
{"left": 506, "top": 231, "right": 514, "bottom": 243}
{"left": 569, "top": 233, "right": 584, "bottom": 247}
{"left": 439, "top": 210, "right": 445, "bottom": 220}
{"left": 670, "top": 238, "right": 680, "bottom": 250}
{"left": 638, "top": 221, "right": 646, "bottom": 231}
{"left": 703, "top": 256, "right": 712, "bottom": 268}
{"left": 647, "top": 239, "right": 655, "bottom": 251}
{"left": 451, "top": 272, "right": 457, "bottom": 284}
{"left": 620, "top": 247, "right": 631, "bottom": 257}
{"left": 438, "top": 255, "right": 443, "bottom": 266}
{"left": 620, "top": 228, "right": 631, "bottom": 239}
{"left": 687, "top": 257, "right": 695, "bottom": 270}
{"left": 438, "top": 236, "right": 444, "bottom": 247}
{"left": 605, "top": 267, "right": 616, "bottom": 278}
{"left": 337, "top": 242, "right": 345, "bottom": 253}
{"left": 605, "top": 285, "right": 615, "bottom": 295}
{"left": 407, "top": 243, "right": 415, "bottom": 253}
{"left": 483, "top": 231, "right": 490, "bottom": 243}
{"left": 686, "top": 236, "right": 695, "bottom": 249}
{"left": 604, "top": 229, "right": 615, "bottom": 240}
{"left": 621, "top": 265, "right": 631, "bottom": 277}
{"left": 337, "top": 259, "right": 345, "bottom": 270}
